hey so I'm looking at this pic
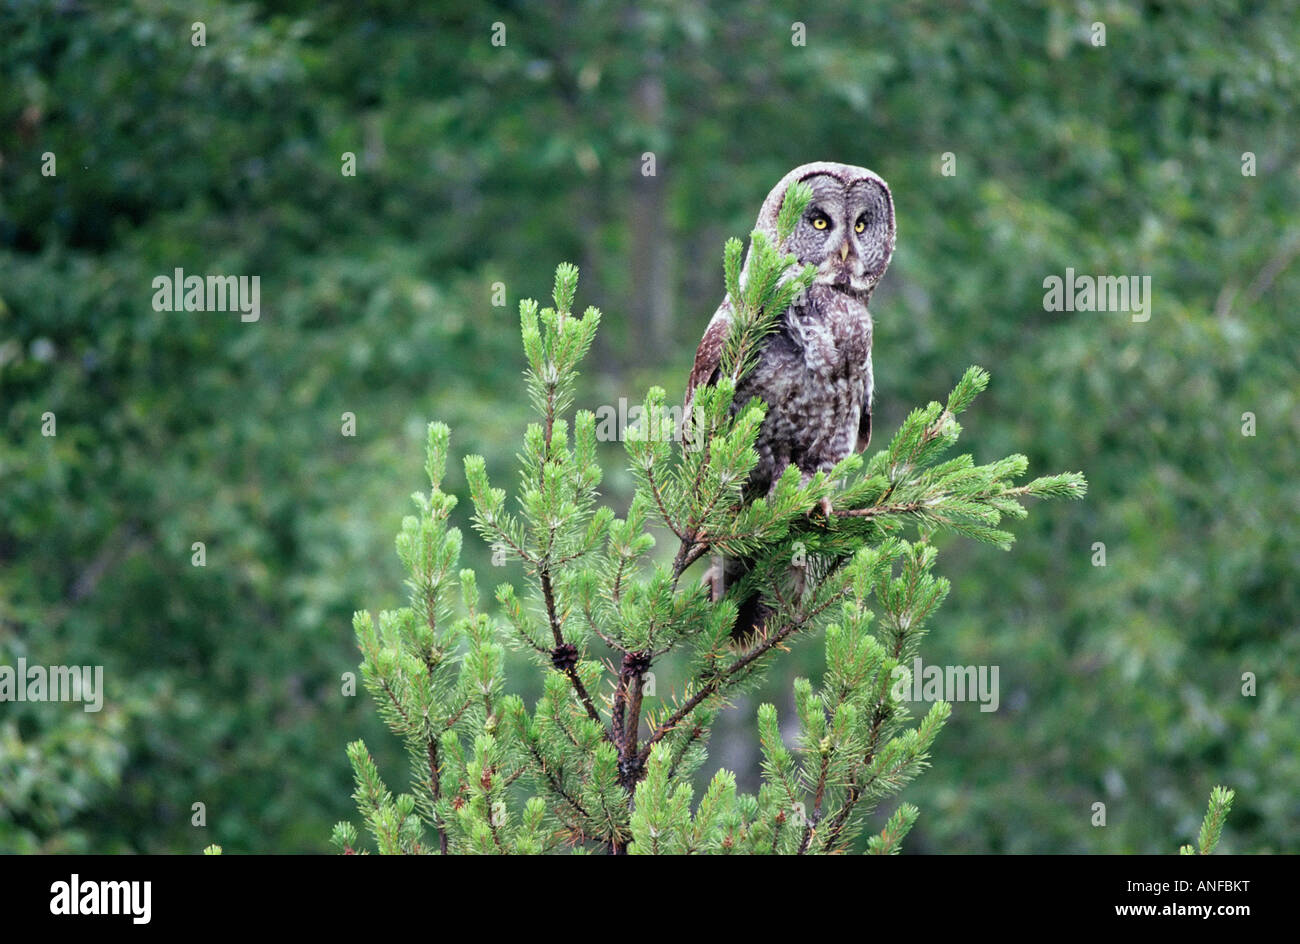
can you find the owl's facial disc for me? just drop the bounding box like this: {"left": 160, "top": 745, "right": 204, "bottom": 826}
{"left": 784, "top": 173, "right": 892, "bottom": 298}
{"left": 769, "top": 170, "right": 894, "bottom": 299}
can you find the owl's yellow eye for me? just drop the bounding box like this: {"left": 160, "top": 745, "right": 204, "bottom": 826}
{"left": 812, "top": 217, "right": 829, "bottom": 230}
{"left": 855, "top": 220, "right": 866, "bottom": 234}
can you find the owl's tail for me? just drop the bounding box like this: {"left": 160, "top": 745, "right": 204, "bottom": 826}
{"left": 705, "top": 554, "right": 775, "bottom": 645}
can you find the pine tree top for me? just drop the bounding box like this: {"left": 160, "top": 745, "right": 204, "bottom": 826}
{"left": 335, "top": 207, "right": 1086, "bottom": 855}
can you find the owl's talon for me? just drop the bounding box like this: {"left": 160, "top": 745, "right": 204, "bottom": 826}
{"left": 701, "top": 561, "right": 723, "bottom": 603}
{"left": 809, "top": 496, "right": 834, "bottom": 520}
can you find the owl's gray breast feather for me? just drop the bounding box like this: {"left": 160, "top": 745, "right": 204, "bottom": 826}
{"left": 732, "top": 283, "right": 873, "bottom": 496}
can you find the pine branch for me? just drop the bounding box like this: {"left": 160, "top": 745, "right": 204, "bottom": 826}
{"left": 637, "top": 579, "right": 850, "bottom": 766}
{"left": 867, "top": 803, "right": 920, "bottom": 855}
{"left": 1180, "top": 785, "right": 1235, "bottom": 855}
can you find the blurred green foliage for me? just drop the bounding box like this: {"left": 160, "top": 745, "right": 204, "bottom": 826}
{"left": 1, "top": 1, "right": 1296, "bottom": 852}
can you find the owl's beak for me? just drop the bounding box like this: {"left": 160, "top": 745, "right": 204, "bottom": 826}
{"left": 839, "top": 241, "right": 851, "bottom": 263}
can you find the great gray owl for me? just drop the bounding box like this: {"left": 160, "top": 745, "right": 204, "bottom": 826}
{"left": 684, "top": 161, "right": 896, "bottom": 642}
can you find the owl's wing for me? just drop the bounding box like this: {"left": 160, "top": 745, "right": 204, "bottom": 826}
{"left": 856, "top": 354, "right": 873, "bottom": 453}
{"left": 683, "top": 298, "right": 733, "bottom": 419}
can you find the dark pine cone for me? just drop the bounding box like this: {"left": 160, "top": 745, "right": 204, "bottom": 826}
{"left": 622, "top": 650, "right": 651, "bottom": 677}
{"left": 550, "top": 642, "right": 579, "bottom": 672}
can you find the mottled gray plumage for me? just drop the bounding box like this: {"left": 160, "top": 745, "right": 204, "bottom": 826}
{"left": 685, "top": 162, "right": 896, "bottom": 641}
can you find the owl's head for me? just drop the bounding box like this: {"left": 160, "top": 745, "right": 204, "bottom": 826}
{"left": 752, "top": 162, "right": 896, "bottom": 298}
